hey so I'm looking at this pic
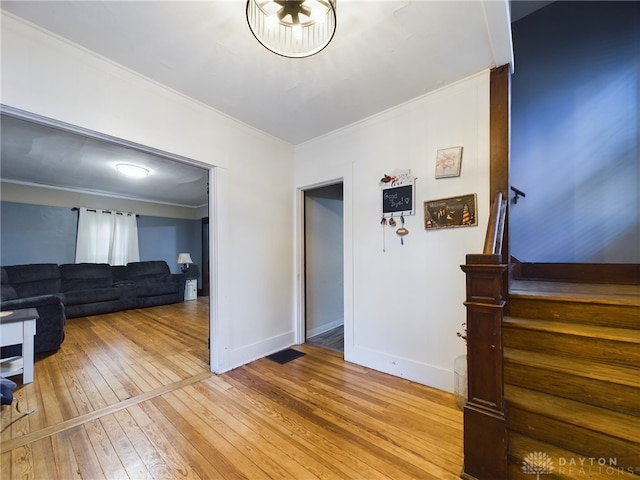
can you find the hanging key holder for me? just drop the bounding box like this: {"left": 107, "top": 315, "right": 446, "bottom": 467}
{"left": 396, "top": 215, "right": 409, "bottom": 245}
{"left": 379, "top": 169, "right": 416, "bottom": 249}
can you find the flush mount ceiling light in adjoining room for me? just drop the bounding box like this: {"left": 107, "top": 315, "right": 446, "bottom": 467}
{"left": 246, "top": 0, "right": 337, "bottom": 58}
{"left": 115, "top": 163, "right": 149, "bottom": 178}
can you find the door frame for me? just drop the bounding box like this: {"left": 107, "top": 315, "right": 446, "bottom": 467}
{"left": 295, "top": 177, "right": 352, "bottom": 357}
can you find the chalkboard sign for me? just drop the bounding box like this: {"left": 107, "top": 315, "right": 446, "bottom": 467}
{"left": 382, "top": 184, "right": 414, "bottom": 216}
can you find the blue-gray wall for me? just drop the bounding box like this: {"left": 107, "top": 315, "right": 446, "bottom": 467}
{"left": 1, "top": 201, "right": 202, "bottom": 276}
{"left": 137, "top": 214, "right": 201, "bottom": 275}
{"left": 511, "top": 2, "right": 639, "bottom": 263}
{"left": 0, "top": 202, "right": 77, "bottom": 265}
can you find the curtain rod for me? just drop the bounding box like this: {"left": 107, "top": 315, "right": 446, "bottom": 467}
{"left": 71, "top": 207, "right": 139, "bottom": 217}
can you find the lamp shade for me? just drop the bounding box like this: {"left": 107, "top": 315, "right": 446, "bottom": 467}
{"left": 246, "top": 0, "right": 337, "bottom": 58}
{"left": 177, "top": 253, "right": 193, "bottom": 265}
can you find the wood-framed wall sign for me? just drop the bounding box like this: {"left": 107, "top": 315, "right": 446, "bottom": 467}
{"left": 424, "top": 193, "right": 477, "bottom": 229}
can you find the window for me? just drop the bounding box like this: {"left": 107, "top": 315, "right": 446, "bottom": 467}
{"left": 75, "top": 208, "right": 140, "bottom": 265}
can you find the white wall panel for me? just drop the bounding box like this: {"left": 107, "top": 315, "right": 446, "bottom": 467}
{"left": 295, "top": 72, "right": 491, "bottom": 392}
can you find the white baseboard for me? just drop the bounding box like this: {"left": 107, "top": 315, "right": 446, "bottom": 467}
{"left": 228, "top": 330, "right": 297, "bottom": 371}
{"left": 346, "top": 345, "right": 454, "bottom": 393}
{"left": 306, "top": 318, "right": 344, "bottom": 339}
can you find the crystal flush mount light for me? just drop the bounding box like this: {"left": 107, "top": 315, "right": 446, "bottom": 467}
{"left": 115, "top": 164, "right": 149, "bottom": 178}
{"left": 246, "top": 0, "right": 337, "bottom": 58}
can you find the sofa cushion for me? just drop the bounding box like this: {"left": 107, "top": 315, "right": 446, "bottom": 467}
{"left": 63, "top": 287, "right": 121, "bottom": 306}
{"left": 110, "top": 265, "right": 132, "bottom": 285}
{"left": 60, "top": 263, "right": 114, "bottom": 292}
{"left": 135, "top": 282, "right": 179, "bottom": 298}
{"left": 3, "top": 264, "right": 61, "bottom": 298}
{"left": 127, "top": 261, "right": 171, "bottom": 283}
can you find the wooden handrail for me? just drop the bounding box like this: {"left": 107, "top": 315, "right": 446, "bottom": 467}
{"left": 483, "top": 192, "right": 507, "bottom": 255}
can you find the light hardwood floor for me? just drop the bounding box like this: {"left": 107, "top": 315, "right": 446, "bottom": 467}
{"left": 1, "top": 298, "right": 463, "bottom": 479}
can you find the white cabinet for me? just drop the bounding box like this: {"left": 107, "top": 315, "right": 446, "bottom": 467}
{"left": 184, "top": 279, "right": 198, "bottom": 301}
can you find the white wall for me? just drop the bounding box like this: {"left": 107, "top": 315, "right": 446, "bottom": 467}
{"left": 1, "top": 13, "right": 295, "bottom": 373}
{"left": 294, "top": 72, "right": 491, "bottom": 392}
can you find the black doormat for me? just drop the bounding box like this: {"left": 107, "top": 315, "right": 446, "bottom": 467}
{"left": 266, "top": 348, "right": 306, "bottom": 364}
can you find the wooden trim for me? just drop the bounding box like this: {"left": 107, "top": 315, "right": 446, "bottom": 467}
{"left": 489, "top": 65, "right": 510, "bottom": 199}
{"left": 1, "top": 371, "right": 212, "bottom": 453}
{"left": 512, "top": 259, "right": 640, "bottom": 285}
{"left": 489, "top": 65, "right": 510, "bottom": 261}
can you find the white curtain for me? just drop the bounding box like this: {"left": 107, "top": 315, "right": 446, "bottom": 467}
{"left": 75, "top": 208, "right": 140, "bottom": 265}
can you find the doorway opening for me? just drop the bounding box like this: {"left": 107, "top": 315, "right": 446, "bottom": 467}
{"left": 0, "top": 106, "right": 216, "bottom": 370}
{"left": 303, "top": 182, "right": 344, "bottom": 353}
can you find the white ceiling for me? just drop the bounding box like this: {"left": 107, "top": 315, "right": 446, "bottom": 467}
{"left": 0, "top": 0, "right": 519, "bottom": 207}
{"left": 1, "top": 114, "right": 211, "bottom": 208}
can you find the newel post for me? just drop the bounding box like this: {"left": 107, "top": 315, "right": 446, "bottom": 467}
{"left": 459, "top": 253, "right": 508, "bottom": 480}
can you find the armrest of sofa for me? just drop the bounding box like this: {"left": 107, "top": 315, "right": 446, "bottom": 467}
{"left": 1, "top": 294, "right": 66, "bottom": 355}
{"left": 169, "top": 273, "right": 187, "bottom": 300}
{"left": 1, "top": 293, "right": 64, "bottom": 311}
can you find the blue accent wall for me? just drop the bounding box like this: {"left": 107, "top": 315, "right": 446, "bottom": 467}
{"left": 511, "top": 2, "right": 640, "bottom": 263}
{"left": 0, "top": 202, "right": 77, "bottom": 265}
{"left": 1, "top": 201, "right": 201, "bottom": 274}
{"left": 137, "top": 215, "right": 201, "bottom": 274}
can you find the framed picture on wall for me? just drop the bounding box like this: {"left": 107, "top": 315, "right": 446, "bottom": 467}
{"left": 435, "top": 146, "right": 463, "bottom": 178}
{"left": 424, "top": 193, "right": 477, "bottom": 230}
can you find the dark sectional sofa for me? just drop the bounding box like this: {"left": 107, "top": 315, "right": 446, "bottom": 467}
{"left": 1, "top": 261, "right": 185, "bottom": 356}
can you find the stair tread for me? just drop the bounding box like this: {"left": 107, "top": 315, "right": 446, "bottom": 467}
{"left": 506, "top": 385, "right": 640, "bottom": 444}
{"left": 504, "top": 348, "right": 640, "bottom": 387}
{"left": 510, "top": 280, "right": 640, "bottom": 306}
{"left": 504, "top": 316, "right": 640, "bottom": 343}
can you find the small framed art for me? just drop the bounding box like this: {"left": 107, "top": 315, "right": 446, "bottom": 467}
{"left": 435, "top": 146, "right": 463, "bottom": 178}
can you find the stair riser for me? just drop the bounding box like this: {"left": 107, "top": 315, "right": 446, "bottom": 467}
{"left": 508, "top": 462, "right": 564, "bottom": 480}
{"left": 508, "top": 298, "right": 639, "bottom": 329}
{"left": 507, "top": 461, "right": 626, "bottom": 480}
{"left": 507, "top": 406, "right": 640, "bottom": 471}
{"left": 505, "top": 361, "right": 640, "bottom": 416}
{"left": 503, "top": 328, "right": 640, "bottom": 369}
{"left": 507, "top": 433, "right": 635, "bottom": 480}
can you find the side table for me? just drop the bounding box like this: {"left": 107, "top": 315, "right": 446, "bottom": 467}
{"left": 0, "top": 308, "right": 39, "bottom": 384}
{"left": 184, "top": 279, "right": 198, "bottom": 301}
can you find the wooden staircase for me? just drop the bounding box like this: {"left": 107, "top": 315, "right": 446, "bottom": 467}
{"left": 504, "top": 280, "right": 640, "bottom": 479}
{"left": 459, "top": 190, "right": 640, "bottom": 479}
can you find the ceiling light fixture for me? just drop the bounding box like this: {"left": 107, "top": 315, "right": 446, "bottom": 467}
{"left": 115, "top": 164, "right": 149, "bottom": 178}
{"left": 246, "top": 0, "right": 337, "bottom": 58}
